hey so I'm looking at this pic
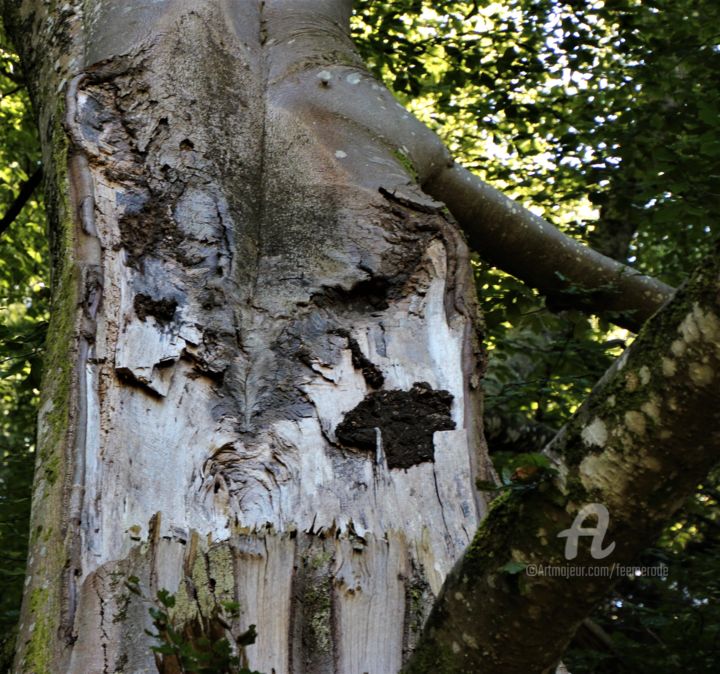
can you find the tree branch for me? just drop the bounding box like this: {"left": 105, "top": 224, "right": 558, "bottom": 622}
{"left": 423, "top": 162, "right": 673, "bottom": 332}
{"left": 0, "top": 166, "right": 42, "bottom": 237}
{"left": 0, "top": 63, "right": 24, "bottom": 86}
{"left": 405, "top": 242, "right": 720, "bottom": 673}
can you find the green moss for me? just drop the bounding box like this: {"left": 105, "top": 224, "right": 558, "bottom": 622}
{"left": 295, "top": 547, "right": 334, "bottom": 655}
{"left": 464, "top": 483, "right": 571, "bottom": 583}
{"left": 169, "top": 539, "right": 238, "bottom": 631}
{"left": 465, "top": 489, "right": 517, "bottom": 564}
{"left": 36, "top": 124, "right": 79, "bottom": 486}
{"left": 392, "top": 147, "right": 419, "bottom": 182}
{"left": 308, "top": 549, "right": 333, "bottom": 571}
{"left": 402, "top": 633, "right": 456, "bottom": 674}
{"left": 207, "top": 544, "right": 235, "bottom": 601}
{"left": 406, "top": 575, "right": 431, "bottom": 638}
{"left": 23, "top": 589, "right": 51, "bottom": 674}
{"left": 304, "top": 576, "right": 332, "bottom": 654}
{"left": 109, "top": 572, "right": 132, "bottom": 625}
{"left": 43, "top": 453, "right": 60, "bottom": 485}
{"left": 18, "top": 103, "right": 78, "bottom": 673}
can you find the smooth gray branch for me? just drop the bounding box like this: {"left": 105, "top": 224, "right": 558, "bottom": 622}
{"left": 423, "top": 163, "right": 674, "bottom": 332}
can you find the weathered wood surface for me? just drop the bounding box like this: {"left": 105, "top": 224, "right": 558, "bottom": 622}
{"left": 12, "top": 2, "right": 490, "bottom": 671}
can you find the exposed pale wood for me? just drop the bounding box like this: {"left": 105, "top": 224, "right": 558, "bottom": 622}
{"left": 12, "top": 1, "right": 489, "bottom": 672}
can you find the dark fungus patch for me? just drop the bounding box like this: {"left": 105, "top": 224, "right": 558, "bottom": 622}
{"left": 134, "top": 293, "right": 178, "bottom": 323}
{"left": 118, "top": 197, "right": 183, "bottom": 268}
{"left": 335, "top": 382, "right": 454, "bottom": 469}
{"left": 348, "top": 336, "right": 384, "bottom": 389}
{"left": 331, "top": 329, "right": 384, "bottom": 389}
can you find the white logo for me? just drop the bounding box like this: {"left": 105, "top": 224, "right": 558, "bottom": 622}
{"left": 557, "top": 503, "right": 615, "bottom": 560}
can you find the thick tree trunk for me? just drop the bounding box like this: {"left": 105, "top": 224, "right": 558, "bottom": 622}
{"left": 7, "top": 1, "right": 491, "bottom": 672}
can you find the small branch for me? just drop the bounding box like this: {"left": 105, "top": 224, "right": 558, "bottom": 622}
{"left": 423, "top": 163, "right": 674, "bottom": 331}
{"left": 0, "top": 85, "right": 22, "bottom": 98}
{"left": 0, "top": 63, "right": 25, "bottom": 85}
{"left": 574, "top": 618, "right": 622, "bottom": 657}
{"left": 0, "top": 166, "right": 42, "bottom": 237}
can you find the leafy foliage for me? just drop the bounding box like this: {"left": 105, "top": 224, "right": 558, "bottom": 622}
{"left": 476, "top": 451, "right": 558, "bottom": 492}
{"left": 126, "top": 578, "right": 263, "bottom": 674}
{"left": 0, "top": 23, "right": 47, "bottom": 667}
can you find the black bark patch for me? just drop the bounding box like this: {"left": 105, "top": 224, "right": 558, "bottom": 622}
{"left": 331, "top": 329, "right": 384, "bottom": 389}
{"left": 335, "top": 382, "right": 455, "bottom": 469}
{"left": 134, "top": 293, "right": 178, "bottom": 323}
{"left": 118, "top": 195, "right": 183, "bottom": 268}
{"left": 347, "top": 336, "right": 384, "bottom": 388}
{"left": 312, "top": 277, "right": 391, "bottom": 312}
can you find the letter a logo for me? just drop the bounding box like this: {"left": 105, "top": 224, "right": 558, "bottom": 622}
{"left": 557, "top": 503, "right": 615, "bottom": 560}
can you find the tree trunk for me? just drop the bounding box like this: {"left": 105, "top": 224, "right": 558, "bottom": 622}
{"left": 7, "top": 1, "right": 491, "bottom": 672}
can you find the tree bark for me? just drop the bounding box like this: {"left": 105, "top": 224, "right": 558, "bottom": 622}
{"left": 7, "top": 2, "right": 490, "bottom": 672}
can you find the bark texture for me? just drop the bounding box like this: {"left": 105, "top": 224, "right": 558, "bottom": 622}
{"left": 8, "top": 1, "right": 490, "bottom": 672}
{"left": 405, "top": 243, "right": 720, "bottom": 673}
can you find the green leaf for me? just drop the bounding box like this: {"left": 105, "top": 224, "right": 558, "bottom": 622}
{"left": 500, "top": 561, "right": 527, "bottom": 575}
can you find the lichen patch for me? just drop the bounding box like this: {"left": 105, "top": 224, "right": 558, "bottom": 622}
{"left": 581, "top": 417, "right": 607, "bottom": 448}
{"left": 625, "top": 371, "right": 639, "bottom": 392}
{"left": 662, "top": 357, "right": 676, "bottom": 377}
{"left": 689, "top": 361, "right": 714, "bottom": 387}
{"left": 624, "top": 410, "right": 646, "bottom": 436}
{"left": 641, "top": 398, "right": 661, "bottom": 423}
{"left": 639, "top": 365, "right": 651, "bottom": 386}
{"left": 671, "top": 339, "right": 686, "bottom": 357}
{"left": 678, "top": 310, "right": 701, "bottom": 343}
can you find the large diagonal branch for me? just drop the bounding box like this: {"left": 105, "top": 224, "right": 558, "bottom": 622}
{"left": 404, "top": 242, "right": 720, "bottom": 673}
{"left": 423, "top": 163, "right": 673, "bottom": 332}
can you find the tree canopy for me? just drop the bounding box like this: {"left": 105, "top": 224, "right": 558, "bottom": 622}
{"left": 1, "top": 0, "right": 719, "bottom": 671}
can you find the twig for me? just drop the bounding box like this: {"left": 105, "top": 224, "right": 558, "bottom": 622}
{"left": 0, "top": 166, "right": 42, "bottom": 236}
